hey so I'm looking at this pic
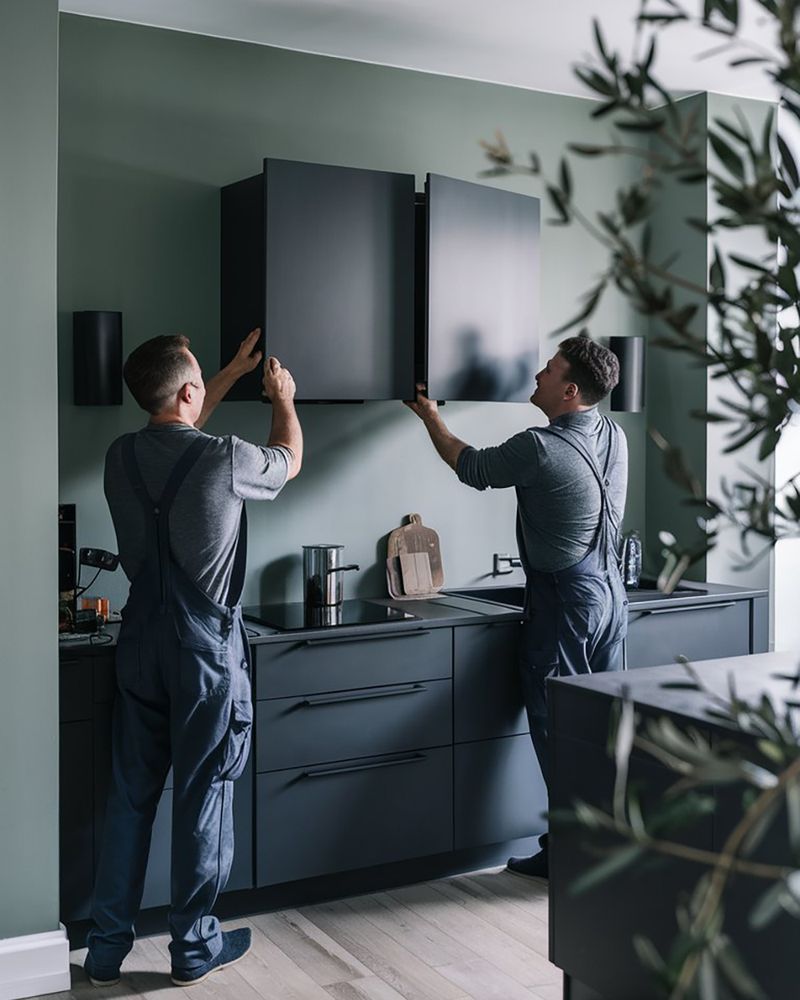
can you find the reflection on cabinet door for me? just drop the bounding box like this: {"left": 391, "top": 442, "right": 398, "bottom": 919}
{"left": 626, "top": 601, "right": 749, "bottom": 669}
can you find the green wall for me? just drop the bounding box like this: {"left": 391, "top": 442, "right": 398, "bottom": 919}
{"left": 58, "top": 15, "right": 646, "bottom": 611}
{"left": 0, "top": 0, "right": 60, "bottom": 940}
{"left": 644, "top": 92, "right": 774, "bottom": 593}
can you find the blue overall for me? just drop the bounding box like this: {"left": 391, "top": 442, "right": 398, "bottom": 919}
{"left": 86, "top": 434, "right": 253, "bottom": 974}
{"left": 519, "top": 416, "right": 627, "bottom": 788}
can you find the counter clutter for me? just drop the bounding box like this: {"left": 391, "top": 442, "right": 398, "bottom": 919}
{"left": 58, "top": 581, "right": 767, "bottom": 943}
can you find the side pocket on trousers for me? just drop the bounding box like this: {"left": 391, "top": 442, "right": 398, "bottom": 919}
{"left": 219, "top": 699, "right": 253, "bottom": 782}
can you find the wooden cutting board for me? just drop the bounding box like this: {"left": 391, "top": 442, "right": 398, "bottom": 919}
{"left": 386, "top": 513, "right": 444, "bottom": 600}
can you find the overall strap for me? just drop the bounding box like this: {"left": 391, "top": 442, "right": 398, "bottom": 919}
{"left": 121, "top": 433, "right": 211, "bottom": 610}
{"left": 550, "top": 417, "right": 622, "bottom": 564}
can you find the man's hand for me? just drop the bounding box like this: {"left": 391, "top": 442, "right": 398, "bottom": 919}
{"left": 227, "top": 328, "right": 264, "bottom": 379}
{"left": 404, "top": 383, "right": 468, "bottom": 471}
{"left": 262, "top": 356, "right": 296, "bottom": 403}
{"left": 404, "top": 384, "right": 439, "bottom": 422}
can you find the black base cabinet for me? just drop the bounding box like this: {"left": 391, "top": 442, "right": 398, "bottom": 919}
{"left": 454, "top": 735, "right": 544, "bottom": 849}
{"left": 626, "top": 599, "right": 751, "bottom": 669}
{"left": 59, "top": 589, "right": 764, "bottom": 928}
{"left": 256, "top": 747, "right": 453, "bottom": 886}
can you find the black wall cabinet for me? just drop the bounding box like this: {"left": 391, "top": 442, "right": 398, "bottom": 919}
{"left": 221, "top": 159, "right": 416, "bottom": 402}
{"left": 423, "top": 174, "right": 540, "bottom": 402}
{"left": 220, "top": 160, "right": 540, "bottom": 403}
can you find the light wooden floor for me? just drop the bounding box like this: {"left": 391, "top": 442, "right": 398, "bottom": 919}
{"left": 47, "top": 869, "right": 561, "bottom": 1000}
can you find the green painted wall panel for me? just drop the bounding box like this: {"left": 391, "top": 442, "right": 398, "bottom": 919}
{"left": 0, "top": 0, "right": 60, "bottom": 940}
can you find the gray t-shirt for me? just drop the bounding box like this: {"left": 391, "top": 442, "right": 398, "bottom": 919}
{"left": 105, "top": 423, "right": 291, "bottom": 605}
{"left": 456, "top": 408, "right": 628, "bottom": 574}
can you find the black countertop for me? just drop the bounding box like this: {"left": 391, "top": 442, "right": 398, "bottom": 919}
{"left": 58, "top": 579, "right": 766, "bottom": 653}
{"left": 552, "top": 650, "right": 798, "bottom": 735}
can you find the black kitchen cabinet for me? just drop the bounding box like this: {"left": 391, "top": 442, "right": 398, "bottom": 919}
{"left": 626, "top": 598, "right": 751, "bottom": 669}
{"left": 59, "top": 583, "right": 766, "bottom": 925}
{"left": 256, "top": 747, "right": 453, "bottom": 886}
{"left": 59, "top": 720, "right": 94, "bottom": 921}
{"left": 253, "top": 627, "right": 454, "bottom": 885}
{"left": 256, "top": 677, "right": 452, "bottom": 773}
{"left": 221, "top": 158, "right": 415, "bottom": 402}
{"left": 453, "top": 622, "right": 526, "bottom": 742}
{"left": 452, "top": 621, "right": 544, "bottom": 850}
{"left": 255, "top": 626, "right": 450, "bottom": 698}
{"left": 454, "top": 735, "right": 544, "bottom": 850}
{"left": 549, "top": 653, "right": 797, "bottom": 999}
{"left": 422, "top": 174, "right": 540, "bottom": 402}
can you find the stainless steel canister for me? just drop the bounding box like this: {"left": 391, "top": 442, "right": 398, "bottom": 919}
{"left": 302, "top": 544, "right": 359, "bottom": 607}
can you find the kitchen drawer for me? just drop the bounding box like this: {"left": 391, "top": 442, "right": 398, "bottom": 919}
{"left": 255, "top": 626, "right": 451, "bottom": 699}
{"left": 626, "top": 599, "right": 750, "bottom": 670}
{"left": 256, "top": 677, "right": 451, "bottom": 772}
{"left": 256, "top": 746, "right": 453, "bottom": 885}
{"left": 453, "top": 622, "right": 526, "bottom": 742}
{"left": 454, "top": 735, "right": 545, "bottom": 850}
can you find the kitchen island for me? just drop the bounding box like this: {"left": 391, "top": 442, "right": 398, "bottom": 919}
{"left": 549, "top": 650, "right": 798, "bottom": 1000}
{"left": 58, "top": 581, "right": 767, "bottom": 946}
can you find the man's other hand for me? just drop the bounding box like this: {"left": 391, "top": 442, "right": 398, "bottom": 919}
{"left": 262, "top": 356, "right": 296, "bottom": 402}
{"left": 404, "top": 384, "right": 438, "bottom": 421}
{"left": 228, "top": 328, "right": 264, "bottom": 378}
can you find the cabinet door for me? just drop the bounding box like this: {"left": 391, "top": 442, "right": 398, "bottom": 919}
{"left": 256, "top": 747, "right": 452, "bottom": 886}
{"left": 221, "top": 160, "right": 416, "bottom": 402}
{"left": 626, "top": 600, "right": 750, "bottom": 669}
{"left": 256, "top": 678, "right": 451, "bottom": 772}
{"left": 256, "top": 628, "right": 451, "bottom": 699}
{"left": 60, "top": 721, "right": 94, "bottom": 921}
{"left": 454, "top": 735, "right": 545, "bottom": 850}
{"left": 426, "top": 173, "right": 540, "bottom": 402}
{"left": 453, "top": 622, "right": 526, "bottom": 742}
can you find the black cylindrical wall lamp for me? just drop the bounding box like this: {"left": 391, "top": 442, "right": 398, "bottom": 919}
{"left": 609, "top": 335, "right": 645, "bottom": 413}
{"left": 73, "top": 310, "right": 123, "bottom": 406}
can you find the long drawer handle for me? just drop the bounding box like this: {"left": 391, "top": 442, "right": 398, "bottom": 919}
{"left": 303, "top": 628, "right": 431, "bottom": 647}
{"left": 640, "top": 601, "right": 737, "bottom": 617}
{"left": 303, "top": 753, "right": 427, "bottom": 778}
{"left": 301, "top": 684, "right": 427, "bottom": 707}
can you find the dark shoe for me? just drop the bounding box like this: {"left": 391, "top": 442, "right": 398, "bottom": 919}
{"left": 171, "top": 927, "right": 251, "bottom": 987}
{"left": 506, "top": 850, "right": 549, "bottom": 880}
{"left": 84, "top": 953, "right": 121, "bottom": 987}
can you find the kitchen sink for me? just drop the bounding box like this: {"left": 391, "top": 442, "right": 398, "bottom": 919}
{"left": 445, "top": 587, "right": 525, "bottom": 608}
{"left": 446, "top": 579, "right": 705, "bottom": 609}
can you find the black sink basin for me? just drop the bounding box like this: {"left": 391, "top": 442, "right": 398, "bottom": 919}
{"left": 627, "top": 580, "right": 706, "bottom": 598}
{"left": 447, "top": 580, "right": 705, "bottom": 608}
{"left": 445, "top": 587, "right": 525, "bottom": 608}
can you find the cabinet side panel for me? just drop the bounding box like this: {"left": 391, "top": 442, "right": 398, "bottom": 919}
{"left": 220, "top": 173, "right": 264, "bottom": 401}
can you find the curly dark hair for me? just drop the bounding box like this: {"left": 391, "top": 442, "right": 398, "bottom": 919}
{"left": 123, "top": 334, "right": 194, "bottom": 414}
{"left": 557, "top": 336, "right": 620, "bottom": 405}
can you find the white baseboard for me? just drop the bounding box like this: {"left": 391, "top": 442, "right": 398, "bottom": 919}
{"left": 0, "top": 924, "right": 70, "bottom": 1000}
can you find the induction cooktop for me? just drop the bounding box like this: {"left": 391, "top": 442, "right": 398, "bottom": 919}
{"left": 243, "top": 599, "right": 418, "bottom": 632}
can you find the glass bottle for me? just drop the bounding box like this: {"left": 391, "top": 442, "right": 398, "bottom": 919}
{"left": 622, "top": 529, "right": 642, "bottom": 589}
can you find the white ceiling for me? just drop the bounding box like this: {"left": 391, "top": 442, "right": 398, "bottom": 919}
{"left": 59, "top": 0, "right": 781, "bottom": 103}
